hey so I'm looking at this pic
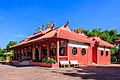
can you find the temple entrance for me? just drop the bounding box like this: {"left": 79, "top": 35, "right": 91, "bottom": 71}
{"left": 92, "top": 47, "right": 97, "bottom": 63}
{"left": 35, "top": 48, "right": 39, "bottom": 60}
{"left": 42, "top": 45, "right": 47, "bottom": 58}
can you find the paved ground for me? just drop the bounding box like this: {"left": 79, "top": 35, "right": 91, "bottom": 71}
{"left": 0, "top": 62, "right": 120, "bottom": 80}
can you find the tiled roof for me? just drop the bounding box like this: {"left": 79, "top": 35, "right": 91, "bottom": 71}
{"left": 11, "top": 26, "right": 93, "bottom": 48}
{"left": 115, "top": 40, "right": 120, "bottom": 43}
{"left": 26, "top": 27, "right": 53, "bottom": 39}
{"left": 57, "top": 28, "right": 93, "bottom": 43}
{"left": 11, "top": 28, "right": 57, "bottom": 48}
{"left": 89, "top": 36, "right": 114, "bottom": 48}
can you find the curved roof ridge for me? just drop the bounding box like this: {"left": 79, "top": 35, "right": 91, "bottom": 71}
{"left": 88, "top": 36, "right": 114, "bottom": 47}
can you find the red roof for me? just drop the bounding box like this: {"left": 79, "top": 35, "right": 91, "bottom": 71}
{"left": 89, "top": 36, "right": 114, "bottom": 48}
{"left": 26, "top": 27, "right": 53, "bottom": 39}
{"left": 115, "top": 40, "right": 120, "bottom": 43}
{"left": 11, "top": 26, "right": 93, "bottom": 48}
{"left": 57, "top": 28, "right": 93, "bottom": 43}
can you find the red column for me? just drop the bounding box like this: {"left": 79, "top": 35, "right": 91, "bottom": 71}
{"left": 56, "top": 40, "right": 60, "bottom": 66}
{"left": 96, "top": 47, "right": 99, "bottom": 64}
{"left": 67, "top": 40, "right": 69, "bottom": 61}
{"left": 88, "top": 43, "right": 93, "bottom": 65}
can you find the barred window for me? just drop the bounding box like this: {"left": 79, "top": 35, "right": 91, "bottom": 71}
{"left": 81, "top": 48, "right": 86, "bottom": 55}
{"left": 100, "top": 50, "right": 104, "bottom": 56}
{"left": 72, "top": 47, "right": 77, "bottom": 55}
{"left": 106, "top": 51, "right": 108, "bottom": 56}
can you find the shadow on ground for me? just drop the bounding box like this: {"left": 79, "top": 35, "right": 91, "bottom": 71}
{"left": 0, "top": 61, "right": 120, "bottom": 80}
{"left": 51, "top": 65, "right": 120, "bottom": 80}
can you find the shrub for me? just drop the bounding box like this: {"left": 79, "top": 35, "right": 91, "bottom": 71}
{"left": 0, "top": 57, "right": 5, "bottom": 61}
{"left": 32, "top": 59, "right": 42, "bottom": 62}
{"left": 42, "top": 58, "right": 47, "bottom": 63}
{"left": 111, "top": 56, "right": 117, "bottom": 62}
{"left": 49, "top": 58, "right": 56, "bottom": 64}
{"left": 42, "top": 58, "right": 56, "bottom": 64}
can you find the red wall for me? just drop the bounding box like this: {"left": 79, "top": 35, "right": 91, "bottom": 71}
{"left": 69, "top": 46, "right": 92, "bottom": 65}
{"left": 97, "top": 48, "right": 110, "bottom": 64}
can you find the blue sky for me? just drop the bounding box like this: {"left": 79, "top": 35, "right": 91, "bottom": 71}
{"left": 0, "top": 0, "right": 120, "bottom": 48}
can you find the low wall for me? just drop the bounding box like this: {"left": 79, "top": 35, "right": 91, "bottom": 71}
{"left": 30, "top": 62, "right": 59, "bottom": 68}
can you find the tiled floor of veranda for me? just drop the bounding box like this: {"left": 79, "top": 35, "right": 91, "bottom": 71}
{"left": 0, "top": 62, "right": 120, "bottom": 80}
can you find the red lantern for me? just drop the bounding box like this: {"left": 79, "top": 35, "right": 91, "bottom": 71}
{"left": 42, "top": 44, "right": 46, "bottom": 47}
{"left": 36, "top": 46, "right": 38, "bottom": 48}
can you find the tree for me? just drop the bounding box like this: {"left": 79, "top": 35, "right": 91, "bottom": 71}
{"left": 83, "top": 29, "right": 91, "bottom": 36}
{"left": 100, "top": 30, "right": 111, "bottom": 43}
{"left": 90, "top": 28, "right": 101, "bottom": 36}
{"left": 75, "top": 27, "right": 120, "bottom": 44}
{"left": 75, "top": 27, "right": 120, "bottom": 55}
{"left": 74, "top": 28, "right": 101, "bottom": 36}
{"left": 6, "top": 41, "right": 17, "bottom": 49}
{"left": 0, "top": 48, "right": 6, "bottom": 61}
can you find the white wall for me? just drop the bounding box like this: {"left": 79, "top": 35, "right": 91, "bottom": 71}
{"left": 68, "top": 41, "right": 89, "bottom": 48}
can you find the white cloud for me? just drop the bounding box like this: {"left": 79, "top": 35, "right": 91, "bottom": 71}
{"left": 13, "top": 34, "right": 25, "bottom": 38}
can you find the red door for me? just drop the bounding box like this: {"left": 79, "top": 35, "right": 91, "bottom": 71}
{"left": 92, "top": 47, "right": 97, "bottom": 63}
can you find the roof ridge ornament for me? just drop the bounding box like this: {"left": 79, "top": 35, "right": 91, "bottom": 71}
{"left": 64, "top": 20, "right": 70, "bottom": 28}
{"left": 51, "top": 22, "right": 55, "bottom": 30}
{"left": 36, "top": 26, "right": 42, "bottom": 33}
{"left": 46, "top": 21, "right": 55, "bottom": 29}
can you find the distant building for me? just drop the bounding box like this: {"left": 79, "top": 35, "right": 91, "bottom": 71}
{"left": 10, "top": 22, "right": 114, "bottom": 67}
{"left": 114, "top": 40, "right": 120, "bottom": 63}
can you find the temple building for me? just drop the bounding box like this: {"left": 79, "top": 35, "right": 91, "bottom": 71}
{"left": 10, "top": 22, "right": 114, "bottom": 67}
{"left": 89, "top": 36, "right": 114, "bottom": 64}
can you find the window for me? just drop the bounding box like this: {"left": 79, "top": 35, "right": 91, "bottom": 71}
{"left": 100, "top": 50, "right": 104, "bottom": 56}
{"left": 81, "top": 48, "right": 86, "bottom": 55}
{"left": 60, "top": 47, "right": 65, "bottom": 56}
{"left": 106, "top": 51, "right": 108, "bottom": 56}
{"left": 42, "top": 47, "right": 47, "bottom": 57}
{"left": 50, "top": 48, "right": 56, "bottom": 56}
{"left": 50, "top": 42, "right": 56, "bottom": 56}
{"left": 72, "top": 47, "right": 77, "bottom": 55}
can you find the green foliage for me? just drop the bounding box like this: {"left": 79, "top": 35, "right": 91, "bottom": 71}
{"left": 111, "top": 47, "right": 118, "bottom": 54}
{"left": 0, "top": 48, "right": 6, "bottom": 60}
{"left": 83, "top": 30, "right": 91, "bottom": 36}
{"left": 90, "top": 28, "right": 101, "bottom": 36}
{"left": 111, "top": 56, "right": 117, "bottom": 62}
{"left": 32, "top": 59, "right": 42, "bottom": 62}
{"left": 0, "top": 41, "right": 17, "bottom": 61}
{"left": 6, "top": 41, "right": 17, "bottom": 49}
{"left": 75, "top": 28, "right": 120, "bottom": 44}
{"left": 0, "top": 57, "right": 5, "bottom": 61}
{"left": 42, "top": 58, "right": 56, "bottom": 64}
{"left": 49, "top": 58, "right": 56, "bottom": 64}
{"left": 75, "top": 27, "right": 120, "bottom": 55}
{"left": 0, "top": 48, "right": 6, "bottom": 55}
{"left": 100, "top": 30, "right": 110, "bottom": 42}
{"left": 42, "top": 58, "right": 48, "bottom": 62}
